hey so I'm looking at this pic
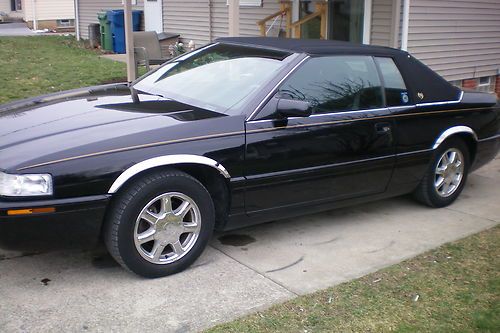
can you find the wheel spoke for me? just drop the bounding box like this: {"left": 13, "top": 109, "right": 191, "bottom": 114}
{"left": 170, "top": 241, "right": 184, "bottom": 256}
{"left": 174, "top": 201, "right": 191, "bottom": 219}
{"left": 441, "top": 181, "right": 450, "bottom": 195}
{"left": 182, "top": 222, "right": 198, "bottom": 233}
{"left": 441, "top": 154, "right": 449, "bottom": 166}
{"left": 137, "top": 228, "right": 156, "bottom": 244}
{"left": 141, "top": 210, "right": 158, "bottom": 225}
{"left": 160, "top": 195, "right": 173, "bottom": 215}
{"left": 151, "top": 241, "right": 166, "bottom": 261}
{"left": 435, "top": 176, "right": 445, "bottom": 189}
{"left": 435, "top": 166, "right": 446, "bottom": 175}
{"left": 448, "top": 151, "right": 457, "bottom": 164}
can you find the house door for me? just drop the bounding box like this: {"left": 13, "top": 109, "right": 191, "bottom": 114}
{"left": 144, "top": 0, "right": 163, "bottom": 33}
{"left": 328, "top": 0, "right": 365, "bottom": 43}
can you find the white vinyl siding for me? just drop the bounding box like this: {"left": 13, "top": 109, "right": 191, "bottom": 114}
{"left": 0, "top": 0, "right": 11, "bottom": 14}
{"left": 163, "top": 0, "right": 210, "bottom": 46}
{"left": 77, "top": 0, "right": 143, "bottom": 39}
{"left": 239, "top": 0, "right": 280, "bottom": 37}
{"left": 24, "top": 0, "right": 75, "bottom": 21}
{"left": 211, "top": 0, "right": 229, "bottom": 40}
{"left": 370, "top": 0, "right": 392, "bottom": 47}
{"left": 407, "top": 0, "right": 500, "bottom": 81}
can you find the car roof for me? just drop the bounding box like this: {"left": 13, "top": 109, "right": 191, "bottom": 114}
{"left": 216, "top": 37, "right": 406, "bottom": 57}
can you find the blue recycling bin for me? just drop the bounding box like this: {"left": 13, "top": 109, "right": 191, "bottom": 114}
{"left": 108, "top": 9, "right": 142, "bottom": 54}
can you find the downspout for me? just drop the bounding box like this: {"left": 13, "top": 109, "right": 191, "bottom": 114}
{"left": 401, "top": 0, "right": 410, "bottom": 51}
{"left": 74, "top": 0, "right": 80, "bottom": 40}
{"left": 31, "top": 0, "right": 37, "bottom": 30}
{"left": 362, "top": 0, "right": 372, "bottom": 45}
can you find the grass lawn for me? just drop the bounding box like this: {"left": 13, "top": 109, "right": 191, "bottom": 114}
{"left": 208, "top": 226, "right": 499, "bottom": 333}
{"left": 0, "top": 36, "right": 128, "bottom": 104}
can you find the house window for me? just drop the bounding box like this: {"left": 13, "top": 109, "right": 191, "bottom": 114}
{"left": 15, "top": 0, "right": 21, "bottom": 11}
{"left": 226, "top": 0, "right": 263, "bottom": 7}
{"left": 477, "top": 76, "right": 493, "bottom": 93}
{"left": 449, "top": 80, "right": 462, "bottom": 88}
{"left": 57, "top": 19, "right": 75, "bottom": 27}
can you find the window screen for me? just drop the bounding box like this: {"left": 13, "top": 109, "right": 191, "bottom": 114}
{"left": 375, "top": 57, "right": 410, "bottom": 107}
{"left": 278, "top": 56, "right": 384, "bottom": 114}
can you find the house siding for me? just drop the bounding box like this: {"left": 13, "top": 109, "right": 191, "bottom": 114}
{"left": 370, "top": 0, "right": 393, "bottom": 47}
{"left": 211, "top": 0, "right": 228, "bottom": 40}
{"left": 77, "top": 0, "right": 143, "bottom": 40}
{"left": 407, "top": 0, "right": 500, "bottom": 81}
{"left": 0, "top": 0, "right": 10, "bottom": 14}
{"left": 163, "top": 1, "right": 211, "bottom": 46}
{"left": 239, "top": 0, "right": 281, "bottom": 37}
{"left": 23, "top": 0, "right": 74, "bottom": 21}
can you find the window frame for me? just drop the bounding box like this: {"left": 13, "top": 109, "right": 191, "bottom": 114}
{"left": 373, "top": 56, "right": 413, "bottom": 108}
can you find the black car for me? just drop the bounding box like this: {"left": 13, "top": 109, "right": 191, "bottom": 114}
{"left": 1, "top": 38, "right": 498, "bottom": 277}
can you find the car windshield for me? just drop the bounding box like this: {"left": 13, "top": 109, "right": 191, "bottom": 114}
{"left": 133, "top": 43, "right": 295, "bottom": 114}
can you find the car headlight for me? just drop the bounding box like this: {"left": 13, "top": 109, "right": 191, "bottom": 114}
{"left": 0, "top": 171, "right": 53, "bottom": 197}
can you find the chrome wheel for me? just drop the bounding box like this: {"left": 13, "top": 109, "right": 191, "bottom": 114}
{"left": 134, "top": 192, "right": 201, "bottom": 265}
{"left": 434, "top": 148, "right": 464, "bottom": 198}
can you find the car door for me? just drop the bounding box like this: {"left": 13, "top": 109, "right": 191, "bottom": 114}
{"left": 244, "top": 55, "right": 396, "bottom": 214}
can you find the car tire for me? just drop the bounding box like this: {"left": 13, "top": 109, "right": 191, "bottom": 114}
{"left": 414, "top": 137, "right": 470, "bottom": 208}
{"left": 103, "top": 169, "right": 215, "bottom": 278}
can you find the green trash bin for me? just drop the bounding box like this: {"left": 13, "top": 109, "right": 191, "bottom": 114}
{"left": 97, "top": 12, "right": 113, "bottom": 51}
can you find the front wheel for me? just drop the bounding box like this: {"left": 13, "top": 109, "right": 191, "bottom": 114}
{"left": 103, "top": 169, "right": 215, "bottom": 278}
{"left": 414, "top": 137, "right": 470, "bottom": 208}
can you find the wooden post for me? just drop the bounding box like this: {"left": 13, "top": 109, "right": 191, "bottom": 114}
{"left": 228, "top": 0, "right": 240, "bottom": 36}
{"left": 316, "top": 2, "right": 327, "bottom": 40}
{"left": 284, "top": 1, "right": 292, "bottom": 38}
{"left": 124, "top": 0, "right": 136, "bottom": 82}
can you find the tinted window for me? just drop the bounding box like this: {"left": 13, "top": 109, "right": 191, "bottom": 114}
{"left": 375, "top": 57, "right": 410, "bottom": 107}
{"left": 278, "top": 56, "right": 384, "bottom": 114}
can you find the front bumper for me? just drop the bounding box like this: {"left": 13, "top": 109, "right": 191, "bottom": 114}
{"left": 0, "top": 195, "right": 110, "bottom": 250}
{"left": 0, "top": 195, "right": 110, "bottom": 222}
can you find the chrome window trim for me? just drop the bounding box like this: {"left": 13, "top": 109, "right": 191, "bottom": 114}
{"left": 247, "top": 55, "right": 311, "bottom": 121}
{"left": 246, "top": 106, "right": 391, "bottom": 124}
{"left": 108, "top": 155, "right": 230, "bottom": 194}
{"left": 432, "top": 125, "right": 478, "bottom": 149}
{"left": 416, "top": 91, "right": 464, "bottom": 107}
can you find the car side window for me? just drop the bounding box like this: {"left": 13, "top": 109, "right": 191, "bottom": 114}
{"left": 375, "top": 57, "right": 411, "bottom": 107}
{"left": 277, "top": 56, "right": 384, "bottom": 114}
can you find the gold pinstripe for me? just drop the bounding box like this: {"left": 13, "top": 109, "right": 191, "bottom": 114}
{"left": 16, "top": 106, "right": 494, "bottom": 171}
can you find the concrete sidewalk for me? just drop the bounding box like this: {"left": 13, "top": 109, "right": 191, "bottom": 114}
{"left": 0, "top": 158, "right": 498, "bottom": 332}
{"left": 0, "top": 22, "right": 35, "bottom": 36}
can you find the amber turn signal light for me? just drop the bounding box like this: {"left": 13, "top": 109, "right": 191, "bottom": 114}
{"left": 7, "top": 207, "right": 56, "bottom": 216}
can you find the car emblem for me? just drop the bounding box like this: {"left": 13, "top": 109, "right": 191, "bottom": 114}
{"left": 417, "top": 92, "right": 425, "bottom": 100}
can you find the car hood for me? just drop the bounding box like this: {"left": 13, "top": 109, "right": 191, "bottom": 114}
{"left": 0, "top": 84, "right": 231, "bottom": 171}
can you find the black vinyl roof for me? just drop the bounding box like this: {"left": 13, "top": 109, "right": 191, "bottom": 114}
{"left": 216, "top": 37, "right": 405, "bottom": 56}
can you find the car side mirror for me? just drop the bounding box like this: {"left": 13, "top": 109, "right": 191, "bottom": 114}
{"left": 276, "top": 99, "right": 312, "bottom": 118}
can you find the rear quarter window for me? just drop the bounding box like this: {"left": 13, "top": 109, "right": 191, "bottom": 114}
{"left": 375, "top": 57, "right": 411, "bottom": 107}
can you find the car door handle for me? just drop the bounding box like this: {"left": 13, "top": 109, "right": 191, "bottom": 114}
{"left": 375, "top": 123, "right": 391, "bottom": 134}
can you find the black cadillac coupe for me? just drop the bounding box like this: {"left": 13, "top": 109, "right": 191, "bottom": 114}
{"left": 0, "top": 38, "right": 498, "bottom": 277}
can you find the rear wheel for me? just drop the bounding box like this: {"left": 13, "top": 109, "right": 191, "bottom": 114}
{"left": 104, "top": 169, "right": 215, "bottom": 278}
{"left": 414, "top": 137, "right": 470, "bottom": 208}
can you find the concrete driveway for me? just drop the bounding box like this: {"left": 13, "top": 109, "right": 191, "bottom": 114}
{"left": 0, "top": 22, "right": 35, "bottom": 36}
{"left": 0, "top": 157, "right": 498, "bottom": 332}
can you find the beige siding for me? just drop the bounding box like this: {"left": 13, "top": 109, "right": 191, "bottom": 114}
{"left": 24, "top": 0, "right": 74, "bottom": 21}
{"left": 407, "top": 0, "right": 500, "bottom": 81}
{"left": 239, "top": 0, "right": 281, "bottom": 37}
{"left": 77, "top": 0, "right": 143, "bottom": 40}
{"left": 211, "top": 0, "right": 228, "bottom": 40}
{"left": 0, "top": 0, "right": 11, "bottom": 14}
{"left": 163, "top": 0, "right": 210, "bottom": 46}
{"left": 370, "top": 0, "right": 392, "bottom": 46}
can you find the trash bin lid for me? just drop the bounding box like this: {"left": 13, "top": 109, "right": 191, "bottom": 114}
{"left": 97, "top": 12, "right": 107, "bottom": 20}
